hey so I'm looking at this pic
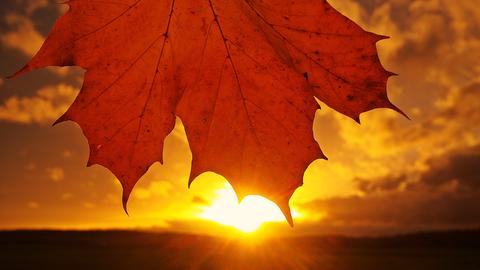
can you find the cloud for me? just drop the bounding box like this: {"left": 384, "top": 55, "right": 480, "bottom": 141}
{"left": 0, "top": 83, "right": 78, "bottom": 124}
{"left": 356, "top": 174, "right": 406, "bottom": 194}
{"left": 305, "top": 192, "right": 480, "bottom": 234}
{"left": 355, "top": 143, "right": 480, "bottom": 195}
{"left": 357, "top": 0, "right": 480, "bottom": 88}
{"left": 132, "top": 180, "right": 172, "bottom": 200}
{"left": 45, "top": 166, "right": 64, "bottom": 182}
{"left": 1, "top": 14, "right": 44, "bottom": 56}
{"left": 420, "top": 145, "right": 480, "bottom": 192}
{"left": 315, "top": 63, "right": 480, "bottom": 187}
{"left": 24, "top": 0, "right": 49, "bottom": 15}
{"left": 303, "top": 144, "right": 480, "bottom": 234}
{"left": 321, "top": 79, "right": 479, "bottom": 193}
{"left": 380, "top": 82, "right": 480, "bottom": 161}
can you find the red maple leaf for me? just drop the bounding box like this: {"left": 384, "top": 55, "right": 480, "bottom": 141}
{"left": 13, "top": 0, "right": 404, "bottom": 225}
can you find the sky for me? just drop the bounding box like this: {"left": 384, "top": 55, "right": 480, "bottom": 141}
{"left": 0, "top": 0, "right": 479, "bottom": 236}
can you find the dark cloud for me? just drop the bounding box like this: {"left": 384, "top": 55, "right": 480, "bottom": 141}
{"left": 304, "top": 144, "right": 480, "bottom": 234}
{"left": 356, "top": 143, "right": 480, "bottom": 194}
{"left": 309, "top": 192, "right": 480, "bottom": 226}
{"left": 356, "top": 175, "right": 406, "bottom": 194}
{"left": 300, "top": 192, "right": 480, "bottom": 236}
{"left": 0, "top": 0, "right": 60, "bottom": 35}
{"left": 421, "top": 145, "right": 480, "bottom": 191}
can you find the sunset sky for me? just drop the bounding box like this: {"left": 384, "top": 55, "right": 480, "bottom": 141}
{"left": 0, "top": 0, "right": 479, "bottom": 236}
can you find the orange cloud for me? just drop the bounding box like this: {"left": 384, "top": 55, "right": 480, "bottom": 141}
{"left": 45, "top": 167, "right": 65, "bottom": 182}
{"left": 0, "top": 83, "right": 78, "bottom": 124}
{"left": 132, "top": 180, "right": 172, "bottom": 200}
{"left": 1, "top": 14, "right": 44, "bottom": 56}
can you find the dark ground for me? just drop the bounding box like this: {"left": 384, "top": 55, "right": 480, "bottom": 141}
{"left": 0, "top": 229, "right": 479, "bottom": 270}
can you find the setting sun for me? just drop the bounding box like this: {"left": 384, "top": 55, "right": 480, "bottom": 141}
{"left": 199, "top": 184, "right": 300, "bottom": 232}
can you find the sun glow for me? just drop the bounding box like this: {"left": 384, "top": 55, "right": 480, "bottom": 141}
{"left": 199, "top": 184, "right": 300, "bottom": 233}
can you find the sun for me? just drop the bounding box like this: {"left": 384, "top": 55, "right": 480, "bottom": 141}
{"left": 199, "top": 184, "right": 300, "bottom": 233}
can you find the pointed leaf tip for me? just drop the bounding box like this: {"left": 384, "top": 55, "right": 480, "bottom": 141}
{"left": 388, "top": 102, "right": 410, "bottom": 120}
{"left": 277, "top": 200, "right": 294, "bottom": 227}
{"left": 53, "top": 113, "right": 69, "bottom": 126}
{"left": 187, "top": 177, "right": 194, "bottom": 189}
{"left": 354, "top": 115, "right": 361, "bottom": 124}
{"left": 86, "top": 158, "right": 94, "bottom": 167}
{"left": 386, "top": 70, "right": 399, "bottom": 77}
{"left": 122, "top": 189, "right": 130, "bottom": 216}
{"left": 7, "top": 64, "right": 30, "bottom": 79}
{"left": 236, "top": 193, "right": 245, "bottom": 204}
{"left": 187, "top": 171, "right": 199, "bottom": 189}
{"left": 376, "top": 34, "right": 390, "bottom": 41}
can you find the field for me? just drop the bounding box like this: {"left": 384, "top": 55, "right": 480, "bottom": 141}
{"left": 1, "top": 230, "right": 479, "bottom": 270}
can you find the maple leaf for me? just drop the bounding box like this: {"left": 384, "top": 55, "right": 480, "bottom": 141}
{"left": 13, "top": 0, "right": 404, "bottom": 226}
